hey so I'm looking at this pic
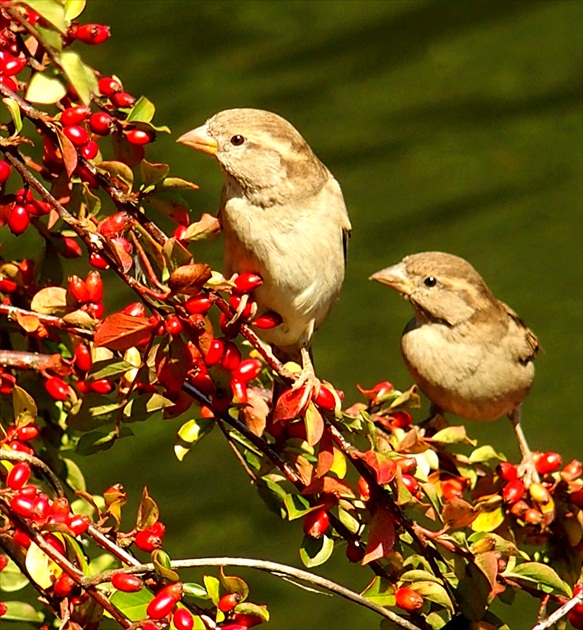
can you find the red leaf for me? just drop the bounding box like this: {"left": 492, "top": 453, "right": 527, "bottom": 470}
{"left": 302, "top": 476, "right": 357, "bottom": 499}
{"left": 157, "top": 338, "right": 194, "bottom": 396}
{"left": 94, "top": 313, "right": 156, "bottom": 350}
{"left": 272, "top": 385, "right": 310, "bottom": 423}
{"left": 315, "top": 429, "right": 334, "bottom": 478}
{"left": 360, "top": 450, "right": 397, "bottom": 485}
{"left": 304, "top": 402, "right": 324, "bottom": 446}
{"left": 362, "top": 507, "right": 396, "bottom": 565}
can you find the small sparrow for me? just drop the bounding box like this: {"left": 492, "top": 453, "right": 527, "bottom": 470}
{"left": 178, "top": 108, "right": 351, "bottom": 391}
{"left": 371, "top": 251, "right": 541, "bottom": 482}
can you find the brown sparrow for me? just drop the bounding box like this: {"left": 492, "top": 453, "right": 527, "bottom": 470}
{"left": 177, "top": 109, "right": 351, "bottom": 391}
{"left": 371, "top": 251, "right": 541, "bottom": 482}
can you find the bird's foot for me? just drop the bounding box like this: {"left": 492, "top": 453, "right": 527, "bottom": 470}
{"left": 517, "top": 456, "right": 540, "bottom": 487}
{"left": 226, "top": 292, "right": 258, "bottom": 326}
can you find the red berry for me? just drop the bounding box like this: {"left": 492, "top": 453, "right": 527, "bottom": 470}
{"left": 232, "top": 358, "right": 262, "bottom": 382}
{"left": 59, "top": 236, "right": 83, "bottom": 258}
{"left": 74, "top": 344, "right": 93, "bottom": 372}
{"left": 0, "top": 276, "right": 17, "bottom": 293}
{"left": 173, "top": 608, "right": 195, "bottom": 630}
{"left": 313, "top": 384, "right": 336, "bottom": 411}
{"left": 53, "top": 573, "right": 76, "bottom": 598}
{"left": 122, "top": 302, "right": 147, "bottom": 317}
{"left": 126, "top": 128, "right": 154, "bottom": 145}
{"left": 45, "top": 376, "right": 70, "bottom": 401}
{"left": 395, "top": 586, "right": 424, "bottom": 612}
{"left": 535, "top": 452, "right": 562, "bottom": 475}
{"left": 146, "top": 582, "right": 183, "bottom": 619}
{"left": 230, "top": 378, "right": 248, "bottom": 404}
{"left": 99, "top": 211, "right": 130, "bottom": 236}
{"left": 218, "top": 593, "right": 241, "bottom": 613}
{"left": 13, "top": 529, "right": 31, "bottom": 548}
{"left": 8, "top": 205, "right": 30, "bottom": 235}
{"left": 33, "top": 494, "right": 51, "bottom": 521}
{"left": 1, "top": 55, "right": 26, "bottom": 76}
{"left": 63, "top": 125, "right": 90, "bottom": 146}
{"left": 51, "top": 497, "right": 71, "bottom": 515}
{"left": 563, "top": 460, "right": 583, "bottom": 481}
{"left": 87, "top": 378, "right": 113, "bottom": 395}
{"left": 346, "top": 542, "right": 365, "bottom": 563}
{"left": 61, "top": 105, "right": 90, "bottom": 126}
{"left": 18, "top": 423, "right": 39, "bottom": 441}
{"left": 503, "top": 479, "right": 525, "bottom": 504}
{"left": 111, "top": 91, "right": 135, "bottom": 108}
{"left": 165, "top": 315, "right": 184, "bottom": 336}
{"left": 135, "top": 528, "right": 163, "bottom": 553}
{"left": 232, "top": 613, "right": 263, "bottom": 628}
{"left": 0, "top": 75, "right": 17, "bottom": 92}
{"left": 0, "top": 555, "right": 8, "bottom": 572}
{"left": 390, "top": 410, "right": 413, "bottom": 428}
{"left": 185, "top": 295, "right": 212, "bottom": 315}
{"left": 6, "top": 463, "right": 31, "bottom": 490}
{"left": 73, "top": 23, "right": 111, "bottom": 45}
{"left": 204, "top": 338, "right": 225, "bottom": 366}
{"left": 68, "top": 275, "right": 90, "bottom": 303}
{"left": 10, "top": 494, "right": 36, "bottom": 518}
{"left": 111, "top": 572, "right": 143, "bottom": 592}
{"left": 0, "top": 160, "right": 11, "bottom": 184}
{"left": 303, "top": 508, "right": 329, "bottom": 538}
{"left": 497, "top": 462, "right": 518, "bottom": 482}
{"left": 441, "top": 477, "right": 466, "bottom": 501}
{"left": 89, "top": 252, "right": 109, "bottom": 269}
{"left": 98, "top": 76, "right": 122, "bottom": 96}
{"left": 79, "top": 140, "right": 99, "bottom": 160}
{"left": 233, "top": 272, "right": 263, "bottom": 294}
{"left": 67, "top": 514, "right": 90, "bottom": 536}
{"left": 401, "top": 474, "right": 420, "bottom": 496}
{"left": 221, "top": 341, "right": 242, "bottom": 372}
{"left": 253, "top": 312, "right": 282, "bottom": 329}
{"left": 570, "top": 488, "right": 583, "bottom": 509}
{"left": 569, "top": 608, "right": 583, "bottom": 630}
{"left": 357, "top": 476, "right": 371, "bottom": 501}
{"left": 89, "top": 111, "right": 114, "bottom": 135}
{"left": 84, "top": 271, "right": 103, "bottom": 302}
{"left": 229, "top": 294, "right": 254, "bottom": 319}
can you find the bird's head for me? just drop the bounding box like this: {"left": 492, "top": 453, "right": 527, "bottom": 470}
{"left": 370, "top": 251, "right": 495, "bottom": 326}
{"left": 177, "top": 108, "right": 328, "bottom": 205}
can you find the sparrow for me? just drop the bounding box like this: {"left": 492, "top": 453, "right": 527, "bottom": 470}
{"left": 370, "top": 251, "right": 541, "bottom": 483}
{"left": 177, "top": 108, "right": 351, "bottom": 392}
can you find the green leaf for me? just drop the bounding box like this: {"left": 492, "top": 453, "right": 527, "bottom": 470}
{"left": 400, "top": 569, "right": 441, "bottom": 583}
{"left": 156, "top": 176, "right": 200, "bottom": 192}
{"left": 88, "top": 358, "right": 136, "bottom": 381}
{"left": 176, "top": 418, "right": 214, "bottom": 444}
{"left": 502, "top": 562, "right": 572, "bottom": 597}
{"left": 299, "top": 534, "right": 334, "bottom": 568}
{"left": 182, "top": 582, "right": 209, "bottom": 600}
{"left": 63, "top": 457, "right": 86, "bottom": 492}
{"left": 361, "top": 576, "right": 395, "bottom": 606}
{"left": 126, "top": 96, "right": 156, "bottom": 123}
{"left": 0, "top": 601, "right": 44, "bottom": 623}
{"left": 431, "top": 425, "right": 475, "bottom": 445}
{"left": 25, "top": 73, "right": 67, "bottom": 104}
{"left": 124, "top": 393, "right": 174, "bottom": 422}
{"left": 76, "top": 427, "right": 133, "bottom": 455}
{"left": 411, "top": 581, "right": 454, "bottom": 612}
{"left": 67, "top": 394, "right": 124, "bottom": 432}
{"left": 12, "top": 385, "right": 38, "bottom": 425}
{"left": 255, "top": 476, "right": 287, "bottom": 518}
{"left": 23, "top": 0, "right": 67, "bottom": 32}
{"left": 140, "top": 160, "right": 170, "bottom": 188}
{"left": 26, "top": 541, "right": 59, "bottom": 589}
{"left": 109, "top": 589, "right": 151, "bottom": 622}
{"left": 203, "top": 575, "right": 221, "bottom": 604}
{"left": 3, "top": 97, "right": 23, "bottom": 133}
{"left": 60, "top": 51, "right": 94, "bottom": 105}
{"left": 64, "top": 0, "right": 86, "bottom": 20}
{"left": 97, "top": 160, "right": 134, "bottom": 191}
{"left": 468, "top": 532, "right": 529, "bottom": 559}
{"left": 233, "top": 602, "right": 269, "bottom": 623}
{"left": 283, "top": 493, "right": 311, "bottom": 520}
{"left": 469, "top": 445, "right": 504, "bottom": 463}
{"left": 0, "top": 557, "right": 29, "bottom": 592}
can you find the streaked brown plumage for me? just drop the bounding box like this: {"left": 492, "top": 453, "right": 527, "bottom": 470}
{"left": 371, "top": 251, "right": 540, "bottom": 482}
{"left": 178, "top": 108, "right": 351, "bottom": 386}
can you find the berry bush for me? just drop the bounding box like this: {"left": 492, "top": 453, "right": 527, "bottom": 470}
{"left": 0, "top": 2, "right": 581, "bottom": 629}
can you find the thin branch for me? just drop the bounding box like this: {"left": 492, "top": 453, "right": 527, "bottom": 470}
{"left": 0, "top": 304, "right": 95, "bottom": 339}
{"left": 531, "top": 591, "right": 583, "bottom": 630}
{"left": 82, "top": 555, "right": 422, "bottom": 630}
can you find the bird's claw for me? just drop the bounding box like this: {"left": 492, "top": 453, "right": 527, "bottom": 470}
{"left": 517, "top": 456, "right": 540, "bottom": 487}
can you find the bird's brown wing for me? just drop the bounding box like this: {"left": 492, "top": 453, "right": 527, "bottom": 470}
{"left": 502, "top": 301, "right": 541, "bottom": 364}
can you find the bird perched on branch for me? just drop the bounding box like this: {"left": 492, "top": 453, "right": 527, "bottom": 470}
{"left": 371, "top": 251, "right": 540, "bottom": 483}
{"left": 178, "top": 108, "right": 351, "bottom": 393}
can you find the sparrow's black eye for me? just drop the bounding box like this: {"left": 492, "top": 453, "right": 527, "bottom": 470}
{"left": 230, "top": 135, "right": 245, "bottom": 146}
{"left": 424, "top": 276, "right": 437, "bottom": 287}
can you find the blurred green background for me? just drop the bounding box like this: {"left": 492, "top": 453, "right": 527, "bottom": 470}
{"left": 24, "top": 1, "right": 583, "bottom": 628}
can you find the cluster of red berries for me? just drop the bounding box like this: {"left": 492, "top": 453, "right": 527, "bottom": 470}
{"left": 569, "top": 583, "right": 583, "bottom": 629}
{"left": 67, "top": 269, "right": 104, "bottom": 318}
{"left": 1, "top": 459, "right": 90, "bottom": 553}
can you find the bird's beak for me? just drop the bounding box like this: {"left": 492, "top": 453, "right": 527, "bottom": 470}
{"left": 370, "top": 262, "right": 414, "bottom": 296}
{"left": 176, "top": 124, "right": 218, "bottom": 155}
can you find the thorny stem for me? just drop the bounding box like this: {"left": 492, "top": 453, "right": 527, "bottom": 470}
{"left": 82, "top": 556, "right": 422, "bottom": 630}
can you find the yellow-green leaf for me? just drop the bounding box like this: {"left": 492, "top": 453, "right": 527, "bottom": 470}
{"left": 60, "top": 51, "right": 94, "bottom": 105}
{"left": 23, "top": 0, "right": 67, "bottom": 32}
{"left": 26, "top": 73, "right": 67, "bottom": 105}
{"left": 2, "top": 98, "right": 23, "bottom": 134}
{"left": 64, "top": 0, "right": 86, "bottom": 20}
